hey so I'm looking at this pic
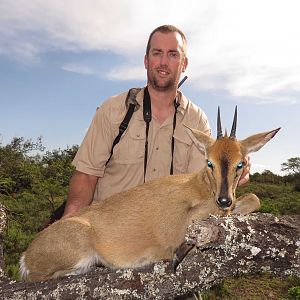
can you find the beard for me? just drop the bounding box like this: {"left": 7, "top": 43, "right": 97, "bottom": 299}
{"left": 147, "top": 69, "right": 179, "bottom": 91}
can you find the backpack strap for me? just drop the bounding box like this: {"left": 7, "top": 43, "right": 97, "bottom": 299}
{"left": 40, "top": 88, "right": 141, "bottom": 228}
{"left": 105, "top": 88, "right": 141, "bottom": 166}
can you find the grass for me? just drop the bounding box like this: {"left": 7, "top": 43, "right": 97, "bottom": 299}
{"left": 202, "top": 274, "right": 300, "bottom": 299}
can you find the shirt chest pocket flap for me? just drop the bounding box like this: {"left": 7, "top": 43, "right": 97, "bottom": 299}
{"left": 112, "top": 124, "right": 146, "bottom": 164}
{"left": 173, "top": 128, "right": 193, "bottom": 173}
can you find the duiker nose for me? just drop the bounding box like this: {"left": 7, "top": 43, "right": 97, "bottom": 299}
{"left": 217, "top": 197, "right": 232, "bottom": 208}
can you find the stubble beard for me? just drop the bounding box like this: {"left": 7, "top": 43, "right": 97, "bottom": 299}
{"left": 148, "top": 69, "right": 178, "bottom": 92}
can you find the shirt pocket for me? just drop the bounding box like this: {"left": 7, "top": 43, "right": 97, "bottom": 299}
{"left": 173, "top": 132, "right": 193, "bottom": 173}
{"left": 112, "top": 123, "right": 145, "bottom": 164}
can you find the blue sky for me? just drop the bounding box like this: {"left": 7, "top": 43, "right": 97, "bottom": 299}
{"left": 0, "top": 0, "right": 299, "bottom": 175}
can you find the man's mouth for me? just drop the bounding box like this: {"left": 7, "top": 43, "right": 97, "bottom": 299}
{"left": 157, "top": 69, "right": 169, "bottom": 76}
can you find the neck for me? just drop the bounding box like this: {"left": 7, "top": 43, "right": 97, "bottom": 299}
{"left": 146, "top": 85, "right": 177, "bottom": 124}
{"left": 147, "top": 84, "right": 177, "bottom": 107}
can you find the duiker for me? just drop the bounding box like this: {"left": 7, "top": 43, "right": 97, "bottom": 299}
{"left": 20, "top": 107, "right": 280, "bottom": 281}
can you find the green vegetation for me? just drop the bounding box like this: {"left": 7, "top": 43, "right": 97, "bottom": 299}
{"left": 237, "top": 181, "right": 300, "bottom": 216}
{"left": 0, "top": 136, "right": 77, "bottom": 279}
{"left": 0, "top": 136, "right": 299, "bottom": 298}
{"left": 288, "top": 286, "right": 300, "bottom": 300}
{"left": 202, "top": 274, "right": 300, "bottom": 300}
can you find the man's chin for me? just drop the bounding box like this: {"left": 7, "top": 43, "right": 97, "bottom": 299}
{"left": 153, "top": 81, "right": 176, "bottom": 91}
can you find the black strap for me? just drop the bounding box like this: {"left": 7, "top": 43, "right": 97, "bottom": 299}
{"left": 143, "top": 87, "right": 152, "bottom": 123}
{"left": 41, "top": 89, "right": 139, "bottom": 229}
{"left": 143, "top": 87, "right": 179, "bottom": 181}
{"left": 170, "top": 100, "right": 180, "bottom": 175}
{"left": 143, "top": 87, "right": 152, "bottom": 182}
{"left": 105, "top": 90, "right": 139, "bottom": 166}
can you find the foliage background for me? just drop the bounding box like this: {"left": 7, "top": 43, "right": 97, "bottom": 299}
{"left": 0, "top": 137, "right": 299, "bottom": 298}
{"left": 0, "top": 137, "right": 77, "bottom": 278}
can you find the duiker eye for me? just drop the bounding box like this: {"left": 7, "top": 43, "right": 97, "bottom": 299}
{"left": 236, "top": 161, "right": 244, "bottom": 171}
{"left": 207, "top": 160, "right": 214, "bottom": 169}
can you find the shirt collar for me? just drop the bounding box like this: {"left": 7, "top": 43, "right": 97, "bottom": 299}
{"left": 137, "top": 87, "right": 188, "bottom": 109}
{"left": 176, "top": 90, "right": 188, "bottom": 115}
{"left": 134, "top": 87, "right": 189, "bottom": 120}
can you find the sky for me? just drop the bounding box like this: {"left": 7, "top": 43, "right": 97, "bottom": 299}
{"left": 0, "top": 0, "right": 299, "bottom": 175}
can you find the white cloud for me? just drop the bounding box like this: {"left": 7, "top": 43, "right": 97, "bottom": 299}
{"left": 1, "top": 0, "right": 300, "bottom": 103}
{"left": 106, "top": 64, "right": 145, "bottom": 81}
{"left": 186, "top": 0, "right": 300, "bottom": 104}
{"left": 62, "top": 63, "right": 96, "bottom": 75}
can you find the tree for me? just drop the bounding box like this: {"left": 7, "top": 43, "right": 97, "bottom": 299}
{"left": 0, "top": 137, "right": 77, "bottom": 278}
{"left": 251, "top": 170, "right": 282, "bottom": 184}
{"left": 40, "top": 145, "right": 78, "bottom": 186}
{"left": 0, "top": 136, "right": 45, "bottom": 194}
{"left": 281, "top": 157, "right": 300, "bottom": 175}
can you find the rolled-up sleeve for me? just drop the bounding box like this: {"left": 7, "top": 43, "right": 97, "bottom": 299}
{"left": 72, "top": 105, "right": 114, "bottom": 177}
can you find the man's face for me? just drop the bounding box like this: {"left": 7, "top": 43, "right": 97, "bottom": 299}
{"left": 144, "top": 31, "right": 188, "bottom": 92}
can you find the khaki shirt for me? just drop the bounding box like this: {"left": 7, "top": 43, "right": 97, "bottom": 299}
{"left": 73, "top": 88, "right": 211, "bottom": 201}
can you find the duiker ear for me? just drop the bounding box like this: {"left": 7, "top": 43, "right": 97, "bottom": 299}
{"left": 185, "top": 126, "right": 214, "bottom": 154}
{"left": 240, "top": 128, "right": 281, "bottom": 155}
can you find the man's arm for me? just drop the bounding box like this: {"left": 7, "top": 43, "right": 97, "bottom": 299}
{"left": 63, "top": 171, "right": 99, "bottom": 218}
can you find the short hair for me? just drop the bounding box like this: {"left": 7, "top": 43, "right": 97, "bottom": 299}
{"left": 146, "top": 25, "right": 187, "bottom": 57}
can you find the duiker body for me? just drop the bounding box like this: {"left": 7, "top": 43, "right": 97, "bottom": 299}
{"left": 20, "top": 108, "right": 280, "bottom": 281}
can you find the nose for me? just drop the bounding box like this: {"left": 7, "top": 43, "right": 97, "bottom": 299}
{"left": 217, "top": 197, "right": 232, "bottom": 208}
{"left": 159, "top": 53, "right": 169, "bottom": 65}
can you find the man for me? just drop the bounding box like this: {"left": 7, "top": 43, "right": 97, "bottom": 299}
{"left": 63, "top": 25, "right": 249, "bottom": 218}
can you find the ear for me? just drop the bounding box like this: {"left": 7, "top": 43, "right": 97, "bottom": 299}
{"left": 185, "top": 126, "right": 214, "bottom": 154}
{"left": 182, "top": 57, "right": 188, "bottom": 73}
{"left": 144, "top": 54, "right": 148, "bottom": 70}
{"left": 240, "top": 127, "right": 281, "bottom": 155}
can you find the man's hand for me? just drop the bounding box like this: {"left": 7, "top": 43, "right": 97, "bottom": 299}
{"left": 238, "top": 156, "right": 251, "bottom": 186}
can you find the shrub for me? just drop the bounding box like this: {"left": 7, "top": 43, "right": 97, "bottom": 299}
{"left": 294, "top": 180, "right": 300, "bottom": 192}
{"left": 289, "top": 286, "right": 300, "bottom": 299}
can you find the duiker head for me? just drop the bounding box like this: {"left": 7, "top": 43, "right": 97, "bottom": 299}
{"left": 187, "top": 106, "right": 280, "bottom": 211}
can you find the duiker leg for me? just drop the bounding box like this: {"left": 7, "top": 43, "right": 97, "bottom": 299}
{"left": 21, "top": 218, "right": 100, "bottom": 281}
{"left": 172, "top": 242, "right": 194, "bottom": 271}
{"left": 232, "top": 193, "right": 260, "bottom": 215}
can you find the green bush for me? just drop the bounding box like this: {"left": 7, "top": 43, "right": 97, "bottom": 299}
{"left": 0, "top": 137, "right": 76, "bottom": 280}
{"left": 289, "top": 286, "right": 300, "bottom": 299}
{"left": 1, "top": 192, "right": 66, "bottom": 280}
{"left": 294, "top": 180, "right": 300, "bottom": 192}
{"left": 260, "top": 198, "right": 281, "bottom": 215}
{"left": 3, "top": 220, "right": 35, "bottom": 279}
{"left": 237, "top": 182, "right": 300, "bottom": 215}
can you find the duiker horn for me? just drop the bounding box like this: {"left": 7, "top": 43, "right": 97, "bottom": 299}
{"left": 217, "top": 106, "right": 223, "bottom": 139}
{"left": 230, "top": 106, "right": 238, "bottom": 138}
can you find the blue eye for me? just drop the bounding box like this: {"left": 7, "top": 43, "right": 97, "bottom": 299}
{"left": 207, "top": 160, "right": 214, "bottom": 169}
{"left": 236, "top": 161, "right": 244, "bottom": 170}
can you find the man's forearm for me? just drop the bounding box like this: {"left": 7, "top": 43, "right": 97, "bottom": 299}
{"left": 63, "top": 171, "right": 99, "bottom": 217}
